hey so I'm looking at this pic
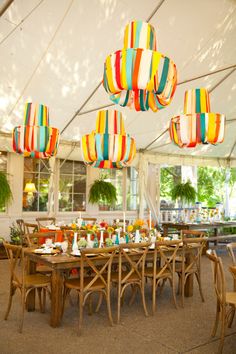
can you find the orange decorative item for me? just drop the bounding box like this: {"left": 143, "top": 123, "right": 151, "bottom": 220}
{"left": 103, "top": 20, "right": 177, "bottom": 111}
{"left": 169, "top": 88, "right": 225, "bottom": 147}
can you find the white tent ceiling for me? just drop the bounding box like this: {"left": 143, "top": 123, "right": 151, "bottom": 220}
{"left": 0, "top": 0, "right": 236, "bottom": 160}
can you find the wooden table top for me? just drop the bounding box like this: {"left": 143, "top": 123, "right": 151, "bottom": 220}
{"left": 162, "top": 221, "right": 236, "bottom": 227}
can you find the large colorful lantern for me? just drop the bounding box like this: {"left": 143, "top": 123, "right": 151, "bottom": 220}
{"left": 169, "top": 88, "right": 225, "bottom": 148}
{"left": 81, "top": 110, "right": 136, "bottom": 168}
{"left": 103, "top": 20, "right": 177, "bottom": 112}
{"left": 12, "top": 103, "right": 60, "bottom": 158}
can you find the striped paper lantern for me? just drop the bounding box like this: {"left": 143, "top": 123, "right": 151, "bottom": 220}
{"left": 12, "top": 103, "right": 60, "bottom": 158}
{"left": 103, "top": 20, "right": 177, "bottom": 112}
{"left": 169, "top": 88, "right": 225, "bottom": 148}
{"left": 81, "top": 110, "right": 136, "bottom": 168}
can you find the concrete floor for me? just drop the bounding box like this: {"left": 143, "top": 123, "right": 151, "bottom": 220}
{"left": 0, "top": 250, "right": 235, "bottom": 354}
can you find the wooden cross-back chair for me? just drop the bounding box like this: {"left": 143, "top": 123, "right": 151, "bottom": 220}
{"left": 3, "top": 242, "right": 51, "bottom": 333}
{"left": 23, "top": 222, "right": 38, "bottom": 234}
{"left": 25, "top": 232, "right": 58, "bottom": 247}
{"left": 112, "top": 242, "right": 150, "bottom": 323}
{"left": 206, "top": 250, "right": 236, "bottom": 354}
{"left": 229, "top": 265, "right": 236, "bottom": 292}
{"left": 62, "top": 246, "right": 118, "bottom": 334}
{"left": 176, "top": 237, "right": 206, "bottom": 307}
{"left": 227, "top": 242, "right": 236, "bottom": 266}
{"left": 36, "top": 217, "right": 56, "bottom": 229}
{"left": 145, "top": 240, "right": 182, "bottom": 313}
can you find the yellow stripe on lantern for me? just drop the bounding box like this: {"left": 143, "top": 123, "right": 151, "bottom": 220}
{"left": 121, "top": 49, "right": 127, "bottom": 89}
{"left": 147, "top": 52, "right": 161, "bottom": 91}
{"left": 117, "top": 135, "right": 123, "bottom": 160}
{"left": 207, "top": 114, "right": 216, "bottom": 143}
{"left": 105, "top": 56, "right": 117, "bottom": 93}
{"left": 124, "top": 25, "right": 129, "bottom": 48}
{"left": 133, "top": 21, "right": 137, "bottom": 47}
{"left": 200, "top": 88, "right": 206, "bottom": 113}
{"left": 146, "top": 23, "right": 150, "bottom": 50}
{"left": 89, "top": 133, "right": 97, "bottom": 160}
{"left": 81, "top": 136, "right": 90, "bottom": 162}
{"left": 96, "top": 111, "right": 101, "bottom": 132}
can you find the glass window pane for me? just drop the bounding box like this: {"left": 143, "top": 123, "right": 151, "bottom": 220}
{"left": 73, "top": 193, "right": 86, "bottom": 211}
{"left": 127, "top": 167, "right": 139, "bottom": 211}
{"left": 59, "top": 193, "right": 72, "bottom": 211}
{"left": 38, "top": 194, "right": 48, "bottom": 211}
{"left": 74, "top": 176, "right": 86, "bottom": 193}
{"left": 99, "top": 169, "right": 123, "bottom": 211}
{"left": 39, "top": 175, "right": 50, "bottom": 193}
{"left": 39, "top": 160, "right": 50, "bottom": 173}
{"left": 60, "top": 161, "right": 73, "bottom": 175}
{"left": 59, "top": 175, "right": 73, "bottom": 194}
{"left": 74, "top": 162, "right": 86, "bottom": 175}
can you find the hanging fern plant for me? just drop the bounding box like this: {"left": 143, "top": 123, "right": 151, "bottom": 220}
{"left": 171, "top": 180, "right": 196, "bottom": 206}
{"left": 89, "top": 177, "right": 117, "bottom": 205}
{"left": 0, "top": 171, "right": 12, "bottom": 208}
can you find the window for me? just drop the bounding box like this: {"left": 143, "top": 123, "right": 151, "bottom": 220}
{"left": 0, "top": 152, "right": 8, "bottom": 213}
{"left": 127, "top": 167, "right": 139, "bottom": 211}
{"left": 99, "top": 169, "right": 123, "bottom": 211}
{"left": 59, "top": 160, "right": 86, "bottom": 212}
{"left": 23, "top": 158, "right": 50, "bottom": 212}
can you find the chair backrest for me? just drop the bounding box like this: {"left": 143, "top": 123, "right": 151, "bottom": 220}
{"left": 206, "top": 249, "right": 226, "bottom": 306}
{"left": 3, "top": 242, "right": 23, "bottom": 286}
{"left": 118, "top": 242, "right": 150, "bottom": 284}
{"left": 16, "top": 219, "right": 25, "bottom": 236}
{"left": 25, "top": 232, "right": 57, "bottom": 247}
{"left": 23, "top": 222, "right": 38, "bottom": 234}
{"left": 182, "top": 237, "right": 207, "bottom": 273}
{"left": 226, "top": 242, "right": 236, "bottom": 266}
{"left": 80, "top": 246, "right": 118, "bottom": 293}
{"left": 229, "top": 265, "right": 236, "bottom": 291}
{"left": 154, "top": 240, "right": 182, "bottom": 277}
{"left": 36, "top": 217, "right": 56, "bottom": 228}
{"left": 181, "top": 229, "right": 206, "bottom": 239}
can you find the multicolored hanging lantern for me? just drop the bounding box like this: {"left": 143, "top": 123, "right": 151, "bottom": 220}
{"left": 81, "top": 110, "right": 136, "bottom": 168}
{"left": 12, "top": 102, "right": 60, "bottom": 158}
{"left": 169, "top": 88, "right": 225, "bottom": 148}
{"left": 103, "top": 20, "right": 177, "bottom": 112}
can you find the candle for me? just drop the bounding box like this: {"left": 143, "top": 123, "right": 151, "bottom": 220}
{"left": 149, "top": 210, "right": 152, "bottom": 230}
{"left": 79, "top": 212, "right": 82, "bottom": 219}
{"left": 123, "top": 211, "right": 126, "bottom": 233}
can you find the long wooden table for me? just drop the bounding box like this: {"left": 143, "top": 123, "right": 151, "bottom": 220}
{"left": 25, "top": 247, "right": 196, "bottom": 328}
{"left": 162, "top": 221, "right": 236, "bottom": 238}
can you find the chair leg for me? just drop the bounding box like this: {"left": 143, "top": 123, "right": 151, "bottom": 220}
{"left": 19, "top": 290, "right": 25, "bottom": 333}
{"left": 117, "top": 285, "right": 121, "bottom": 324}
{"left": 170, "top": 278, "right": 178, "bottom": 309}
{"left": 4, "top": 285, "right": 15, "bottom": 320}
{"left": 152, "top": 278, "right": 156, "bottom": 314}
{"left": 129, "top": 284, "right": 137, "bottom": 306}
{"left": 61, "top": 287, "right": 71, "bottom": 319}
{"left": 78, "top": 293, "right": 83, "bottom": 335}
{"left": 88, "top": 294, "right": 93, "bottom": 316}
{"left": 141, "top": 283, "right": 148, "bottom": 317}
{"left": 218, "top": 308, "right": 226, "bottom": 354}
{"left": 227, "top": 305, "right": 235, "bottom": 328}
{"left": 211, "top": 301, "right": 220, "bottom": 337}
{"left": 95, "top": 292, "right": 103, "bottom": 313}
{"left": 37, "top": 288, "right": 43, "bottom": 313}
{"left": 106, "top": 291, "right": 113, "bottom": 326}
{"left": 42, "top": 288, "right": 46, "bottom": 312}
{"left": 195, "top": 272, "right": 205, "bottom": 302}
{"left": 181, "top": 273, "right": 185, "bottom": 308}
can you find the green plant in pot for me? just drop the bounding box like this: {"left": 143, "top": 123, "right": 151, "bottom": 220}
{"left": 0, "top": 171, "right": 12, "bottom": 209}
{"left": 89, "top": 176, "right": 117, "bottom": 206}
{"left": 171, "top": 180, "right": 196, "bottom": 206}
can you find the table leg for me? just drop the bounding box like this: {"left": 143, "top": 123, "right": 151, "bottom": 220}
{"left": 50, "top": 269, "right": 63, "bottom": 327}
{"left": 214, "top": 227, "right": 218, "bottom": 246}
{"left": 26, "top": 260, "right": 36, "bottom": 311}
{"left": 184, "top": 253, "right": 193, "bottom": 297}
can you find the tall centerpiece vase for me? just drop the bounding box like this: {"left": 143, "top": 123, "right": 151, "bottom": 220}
{"left": 115, "top": 229, "right": 120, "bottom": 245}
{"left": 99, "top": 230, "right": 104, "bottom": 248}
{"left": 87, "top": 233, "right": 94, "bottom": 248}
{"left": 134, "top": 229, "right": 140, "bottom": 243}
{"left": 72, "top": 232, "right": 78, "bottom": 252}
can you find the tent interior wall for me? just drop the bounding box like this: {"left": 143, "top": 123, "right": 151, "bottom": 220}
{"left": 0, "top": 0, "right": 236, "bottom": 238}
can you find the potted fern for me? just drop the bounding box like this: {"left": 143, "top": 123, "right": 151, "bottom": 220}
{"left": 89, "top": 176, "right": 117, "bottom": 206}
{"left": 171, "top": 180, "right": 196, "bottom": 206}
{"left": 0, "top": 171, "right": 12, "bottom": 209}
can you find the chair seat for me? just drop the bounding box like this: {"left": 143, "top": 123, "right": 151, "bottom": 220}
{"left": 65, "top": 277, "right": 106, "bottom": 290}
{"left": 226, "top": 292, "right": 236, "bottom": 306}
{"left": 145, "top": 267, "right": 171, "bottom": 278}
{"left": 111, "top": 271, "right": 141, "bottom": 283}
{"left": 25, "top": 274, "right": 51, "bottom": 287}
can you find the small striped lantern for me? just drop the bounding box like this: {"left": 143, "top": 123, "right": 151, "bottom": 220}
{"left": 12, "top": 103, "right": 60, "bottom": 158}
{"left": 81, "top": 110, "right": 136, "bottom": 168}
{"left": 169, "top": 88, "right": 225, "bottom": 148}
{"left": 103, "top": 20, "right": 177, "bottom": 112}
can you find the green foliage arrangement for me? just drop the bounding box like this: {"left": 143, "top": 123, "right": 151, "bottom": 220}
{"left": 89, "top": 178, "right": 117, "bottom": 205}
{"left": 0, "top": 171, "right": 12, "bottom": 208}
{"left": 171, "top": 180, "right": 196, "bottom": 205}
{"left": 9, "top": 223, "right": 21, "bottom": 245}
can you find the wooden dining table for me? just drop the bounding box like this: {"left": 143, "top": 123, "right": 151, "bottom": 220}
{"left": 25, "top": 246, "right": 197, "bottom": 328}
